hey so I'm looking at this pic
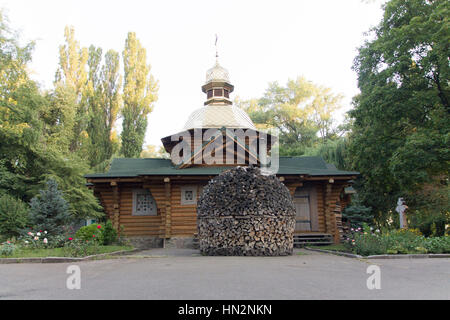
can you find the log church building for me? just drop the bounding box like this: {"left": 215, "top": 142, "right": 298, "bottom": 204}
{"left": 85, "top": 56, "right": 358, "bottom": 247}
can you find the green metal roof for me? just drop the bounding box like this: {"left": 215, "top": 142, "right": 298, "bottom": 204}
{"left": 85, "top": 157, "right": 359, "bottom": 179}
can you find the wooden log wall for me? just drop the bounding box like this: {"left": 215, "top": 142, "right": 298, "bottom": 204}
{"left": 323, "top": 182, "right": 347, "bottom": 243}
{"left": 170, "top": 182, "right": 207, "bottom": 237}
{"left": 95, "top": 182, "right": 165, "bottom": 237}
{"left": 92, "top": 178, "right": 347, "bottom": 241}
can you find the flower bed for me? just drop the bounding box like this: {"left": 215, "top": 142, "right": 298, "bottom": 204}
{"left": 0, "top": 221, "right": 132, "bottom": 258}
{"left": 0, "top": 245, "right": 134, "bottom": 258}
{"left": 344, "top": 225, "right": 450, "bottom": 256}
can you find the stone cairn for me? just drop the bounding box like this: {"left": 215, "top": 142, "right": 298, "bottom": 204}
{"left": 197, "top": 166, "right": 296, "bottom": 256}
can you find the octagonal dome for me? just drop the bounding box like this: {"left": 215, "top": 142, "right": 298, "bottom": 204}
{"left": 183, "top": 104, "right": 256, "bottom": 130}
{"left": 205, "top": 61, "right": 230, "bottom": 83}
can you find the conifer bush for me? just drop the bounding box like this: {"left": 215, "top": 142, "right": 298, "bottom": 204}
{"left": 28, "top": 179, "right": 72, "bottom": 236}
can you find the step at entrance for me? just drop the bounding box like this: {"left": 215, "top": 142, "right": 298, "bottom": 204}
{"left": 293, "top": 233, "right": 333, "bottom": 247}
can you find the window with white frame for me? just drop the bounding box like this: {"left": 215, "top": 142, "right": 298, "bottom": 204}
{"left": 132, "top": 189, "right": 157, "bottom": 216}
{"left": 181, "top": 186, "right": 197, "bottom": 205}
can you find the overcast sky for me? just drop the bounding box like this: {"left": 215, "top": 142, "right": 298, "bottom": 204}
{"left": 1, "top": 0, "right": 386, "bottom": 147}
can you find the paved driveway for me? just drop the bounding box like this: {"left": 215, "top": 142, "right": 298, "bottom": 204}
{"left": 0, "top": 249, "right": 449, "bottom": 299}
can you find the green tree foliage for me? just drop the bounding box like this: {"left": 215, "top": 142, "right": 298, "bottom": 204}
{"left": 0, "top": 13, "right": 102, "bottom": 227}
{"left": 408, "top": 182, "right": 449, "bottom": 236}
{"left": 237, "top": 76, "right": 343, "bottom": 156}
{"left": 29, "top": 179, "right": 72, "bottom": 235}
{"left": 349, "top": 0, "right": 449, "bottom": 223}
{"left": 304, "top": 138, "right": 351, "bottom": 170}
{"left": 140, "top": 144, "right": 170, "bottom": 158}
{"left": 42, "top": 84, "right": 77, "bottom": 152}
{"left": 55, "top": 26, "right": 89, "bottom": 153}
{"left": 86, "top": 47, "right": 121, "bottom": 168}
{"left": 0, "top": 194, "right": 28, "bottom": 239}
{"left": 121, "top": 32, "right": 158, "bottom": 158}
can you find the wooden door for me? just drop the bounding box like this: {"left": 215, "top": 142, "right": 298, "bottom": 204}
{"left": 294, "top": 194, "right": 312, "bottom": 231}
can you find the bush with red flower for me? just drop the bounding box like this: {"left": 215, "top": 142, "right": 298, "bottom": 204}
{"left": 74, "top": 220, "right": 118, "bottom": 245}
{"left": 75, "top": 224, "right": 105, "bottom": 244}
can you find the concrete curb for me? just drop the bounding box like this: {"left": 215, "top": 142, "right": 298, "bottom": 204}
{"left": 305, "top": 247, "right": 450, "bottom": 259}
{"left": 0, "top": 248, "right": 141, "bottom": 264}
{"left": 304, "top": 247, "right": 362, "bottom": 259}
{"left": 365, "top": 253, "right": 450, "bottom": 259}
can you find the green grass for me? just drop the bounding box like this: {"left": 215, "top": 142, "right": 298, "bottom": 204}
{"left": 1, "top": 245, "right": 134, "bottom": 258}
{"left": 308, "top": 244, "right": 350, "bottom": 252}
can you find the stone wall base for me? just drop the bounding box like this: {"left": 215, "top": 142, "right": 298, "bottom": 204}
{"left": 126, "top": 236, "right": 164, "bottom": 249}
{"left": 163, "top": 237, "right": 197, "bottom": 249}
{"left": 124, "top": 236, "right": 197, "bottom": 249}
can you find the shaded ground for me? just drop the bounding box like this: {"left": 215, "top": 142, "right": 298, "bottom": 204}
{"left": 0, "top": 248, "right": 448, "bottom": 299}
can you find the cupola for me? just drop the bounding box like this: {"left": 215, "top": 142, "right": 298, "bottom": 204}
{"left": 201, "top": 58, "right": 234, "bottom": 105}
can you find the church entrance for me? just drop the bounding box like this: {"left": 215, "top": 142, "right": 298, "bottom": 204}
{"left": 293, "top": 185, "right": 318, "bottom": 232}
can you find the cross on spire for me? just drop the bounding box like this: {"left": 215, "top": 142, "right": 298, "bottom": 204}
{"left": 215, "top": 34, "right": 219, "bottom": 61}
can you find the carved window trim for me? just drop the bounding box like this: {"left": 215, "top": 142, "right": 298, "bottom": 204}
{"left": 180, "top": 186, "right": 197, "bottom": 205}
{"left": 132, "top": 189, "right": 157, "bottom": 216}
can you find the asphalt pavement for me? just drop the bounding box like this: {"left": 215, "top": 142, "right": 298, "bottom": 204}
{"left": 0, "top": 249, "right": 448, "bottom": 299}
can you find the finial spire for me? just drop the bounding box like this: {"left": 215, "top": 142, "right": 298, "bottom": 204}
{"left": 215, "top": 34, "right": 219, "bottom": 62}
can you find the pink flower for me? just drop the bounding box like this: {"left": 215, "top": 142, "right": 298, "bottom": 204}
{"left": 43, "top": 238, "right": 48, "bottom": 244}
{"left": 97, "top": 225, "right": 101, "bottom": 229}
{"left": 68, "top": 237, "right": 73, "bottom": 241}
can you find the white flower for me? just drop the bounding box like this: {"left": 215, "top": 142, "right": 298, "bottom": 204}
{"left": 37, "top": 232, "right": 41, "bottom": 236}
{"left": 34, "top": 236, "right": 39, "bottom": 241}
{"left": 24, "top": 240, "right": 29, "bottom": 244}
{"left": 30, "top": 232, "right": 34, "bottom": 236}
{"left": 43, "top": 238, "right": 48, "bottom": 244}
{"left": 375, "top": 229, "right": 380, "bottom": 233}
{"left": 44, "top": 231, "right": 47, "bottom": 234}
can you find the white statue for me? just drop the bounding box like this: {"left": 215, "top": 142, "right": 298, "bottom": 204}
{"left": 395, "top": 197, "right": 408, "bottom": 229}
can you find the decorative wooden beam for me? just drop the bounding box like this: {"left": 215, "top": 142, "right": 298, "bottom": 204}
{"left": 112, "top": 183, "right": 120, "bottom": 233}
{"left": 164, "top": 177, "right": 172, "bottom": 238}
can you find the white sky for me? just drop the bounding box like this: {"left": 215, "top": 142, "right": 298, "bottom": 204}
{"left": 1, "top": 0, "right": 385, "bottom": 147}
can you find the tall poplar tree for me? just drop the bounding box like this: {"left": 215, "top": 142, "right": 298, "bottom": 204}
{"left": 55, "top": 26, "right": 89, "bottom": 153}
{"left": 121, "top": 32, "right": 158, "bottom": 158}
{"left": 100, "top": 50, "right": 121, "bottom": 161}
{"left": 86, "top": 48, "right": 121, "bottom": 168}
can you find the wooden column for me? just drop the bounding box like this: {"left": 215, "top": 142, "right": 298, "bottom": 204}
{"left": 111, "top": 181, "right": 120, "bottom": 233}
{"left": 324, "top": 181, "right": 339, "bottom": 243}
{"left": 164, "top": 177, "right": 172, "bottom": 238}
